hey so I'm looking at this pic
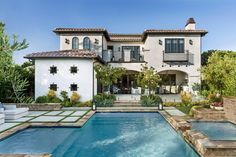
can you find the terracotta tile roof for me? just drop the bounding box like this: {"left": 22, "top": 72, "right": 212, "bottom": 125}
{"left": 24, "top": 49, "right": 98, "bottom": 59}
{"left": 53, "top": 28, "right": 110, "bottom": 40}
{"left": 109, "top": 33, "right": 142, "bottom": 42}
{"left": 142, "top": 29, "right": 208, "bottom": 41}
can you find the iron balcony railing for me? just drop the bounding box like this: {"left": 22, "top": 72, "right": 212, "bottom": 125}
{"left": 163, "top": 50, "right": 194, "bottom": 64}
{"left": 102, "top": 50, "right": 145, "bottom": 63}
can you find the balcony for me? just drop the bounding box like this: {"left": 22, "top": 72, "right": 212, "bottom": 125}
{"left": 163, "top": 50, "right": 194, "bottom": 65}
{"left": 102, "top": 50, "right": 145, "bottom": 63}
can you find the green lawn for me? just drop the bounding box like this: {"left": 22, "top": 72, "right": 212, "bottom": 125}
{"left": 175, "top": 106, "right": 193, "bottom": 115}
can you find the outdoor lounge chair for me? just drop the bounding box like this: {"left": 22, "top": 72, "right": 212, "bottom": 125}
{"left": 1, "top": 103, "right": 29, "bottom": 120}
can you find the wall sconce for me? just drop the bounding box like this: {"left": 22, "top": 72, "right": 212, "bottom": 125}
{"left": 118, "top": 47, "right": 121, "bottom": 51}
{"left": 95, "top": 39, "right": 99, "bottom": 44}
{"left": 65, "top": 38, "right": 70, "bottom": 44}
{"left": 159, "top": 40, "right": 163, "bottom": 45}
{"left": 189, "top": 39, "right": 193, "bottom": 45}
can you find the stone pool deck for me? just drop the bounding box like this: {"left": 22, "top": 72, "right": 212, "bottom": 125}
{"left": 0, "top": 106, "right": 235, "bottom": 157}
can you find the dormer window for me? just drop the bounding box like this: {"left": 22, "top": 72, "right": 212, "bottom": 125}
{"left": 70, "top": 66, "right": 78, "bottom": 74}
{"left": 83, "top": 37, "right": 91, "bottom": 50}
{"left": 72, "top": 37, "right": 79, "bottom": 49}
{"left": 50, "top": 66, "right": 57, "bottom": 74}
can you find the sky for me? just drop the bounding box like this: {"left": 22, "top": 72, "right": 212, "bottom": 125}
{"left": 0, "top": 0, "right": 236, "bottom": 64}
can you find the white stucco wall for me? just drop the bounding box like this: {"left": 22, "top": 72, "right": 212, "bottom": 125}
{"left": 59, "top": 33, "right": 104, "bottom": 56}
{"left": 144, "top": 34, "right": 202, "bottom": 88}
{"left": 35, "top": 58, "right": 95, "bottom": 102}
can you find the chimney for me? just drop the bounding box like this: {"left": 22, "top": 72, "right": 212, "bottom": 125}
{"left": 185, "top": 18, "right": 196, "bottom": 30}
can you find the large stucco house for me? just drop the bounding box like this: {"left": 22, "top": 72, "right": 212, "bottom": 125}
{"left": 25, "top": 18, "right": 207, "bottom": 102}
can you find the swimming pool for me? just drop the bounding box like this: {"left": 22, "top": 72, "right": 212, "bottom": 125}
{"left": 191, "top": 121, "right": 236, "bottom": 141}
{"left": 0, "top": 113, "right": 199, "bottom": 157}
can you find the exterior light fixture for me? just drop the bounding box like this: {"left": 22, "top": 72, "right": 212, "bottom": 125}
{"left": 95, "top": 39, "right": 99, "bottom": 44}
{"left": 158, "top": 101, "right": 163, "bottom": 110}
{"left": 92, "top": 103, "right": 96, "bottom": 111}
{"left": 65, "top": 38, "right": 70, "bottom": 44}
{"left": 189, "top": 39, "right": 193, "bottom": 45}
{"left": 159, "top": 40, "right": 163, "bottom": 45}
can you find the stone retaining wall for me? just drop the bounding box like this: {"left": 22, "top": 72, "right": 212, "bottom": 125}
{"left": 193, "top": 108, "right": 226, "bottom": 120}
{"left": 223, "top": 97, "right": 236, "bottom": 124}
{"left": 4, "top": 103, "right": 61, "bottom": 111}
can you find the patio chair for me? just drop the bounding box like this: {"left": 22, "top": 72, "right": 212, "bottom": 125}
{"left": 1, "top": 103, "right": 29, "bottom": 120}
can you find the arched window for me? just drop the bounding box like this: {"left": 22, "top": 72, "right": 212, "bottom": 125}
{"left": 83, "top": 37, "right": 91, "bottom": 50}
{"left": 72, "top": 37, "right": 79, "bottom": 49}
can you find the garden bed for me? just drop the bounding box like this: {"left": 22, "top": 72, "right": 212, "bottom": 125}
{"left": 5, "top": 103, "right": 62, "bottom": 111}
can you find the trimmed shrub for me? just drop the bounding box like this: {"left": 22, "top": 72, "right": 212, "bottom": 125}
{"left": 78, "top": 100, "right": 92, "bottom": 107}
{"left": 71, "top": 92, "right": 80, "bottom": 105}
{"left": 93, "top": 94, "right": 116, "bottom": 107}
{"left": 35, "top": 96, "right": 49, "bottom": 103}
{"left": 140, "top": 94, "right": 162, "bottom": 107}
{"left": 180, "top": 91, "right": 192, "bottom": 105}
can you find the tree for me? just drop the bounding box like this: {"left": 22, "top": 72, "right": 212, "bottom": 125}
{"left": 94, "top": 64, "right": 125, "bottom": 93}
{"left": 201, "top": 50, "right": 236, "bottom": 66}
{"left": 201, "top": 51, "right": 236, "bottom": 96}
{"left": 0, "top": 22, "right": 30, "bottom": 103}
{"left": 137, "top": 64, "right": 161, "bottom": 95}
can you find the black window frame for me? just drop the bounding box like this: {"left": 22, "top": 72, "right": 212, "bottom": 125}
{"left": 70, "top": 84, "right": 78, "bottom": 91}
{"left": 122, "top": 46, "right": 140, "bottom": 61}
{"left": 50, "top": 66, "right": 57, "bottom": 74}
{"left": 49, "top": 83, "right": 58, "bottom": 91}
{"left": 72, "top": 37, "right": 79, "bottom": 49}
{"left": 165, "top": 38, "right": 185, "bottom": 53}
{"left": 70, "top": 66, "right": 78, "bottom": 74}
{"left": 83, "top": 37, "right": 91, "bottom": 50}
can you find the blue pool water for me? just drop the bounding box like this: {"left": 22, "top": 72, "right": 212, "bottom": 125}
{"left": 191, "top": 121, "right": 236, "bottom": 140}
{"left": 0, "top": 113, "right": 199, "bottom": 157}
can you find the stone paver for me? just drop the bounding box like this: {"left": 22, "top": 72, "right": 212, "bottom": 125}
{"left": 59, "top": 111, "right": 74, "bottom": 116}
{"left": 71, "top": 111, "right": 87, "bottom": 116}
{"left": 28, "top": 111, "right": 48, "bottom": 117}
{"left": 44, "top": 111, "right": 63, "bottom": 116}
{"left": 0, "top": 123, "right": 20, "bottom": 132}
{"left": 6, "top": 117, "right": 33, "bottom": 123}
{"left": 30, "top": 116, "right": 65, "bottom": 122}
{"left": 61, "top": 117, "right": 80, "bottom": 122}
{"left": 165, "top": 109, "right": 186, "bottom": 116}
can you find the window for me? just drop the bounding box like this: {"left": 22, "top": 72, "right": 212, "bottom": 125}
{"left": 50, "top": 84, "right": 57, "bottom": 91}
{"left": 122, "top": 46, "right": 140, "bottom": 61}
{"left": 70, "top": 84, "right": 78, "bottom": 91}
{"left": 70, "top": 66, "right": 78, "bottom": 74}
{"left": 50, "top": 66, "right": 57, "bottom": 74}
{"left": 72, "top": 37, "right": 79, "bottom": 49}
{"left": 165, "top": 38, "right": 184, "bottom": 53}
{"left": 83, "top": 37, "right": 90, "bottom": 50}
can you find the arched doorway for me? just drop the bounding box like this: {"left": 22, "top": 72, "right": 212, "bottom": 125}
{"left": 158, "top": 70, "right": 188, "bottom": 94}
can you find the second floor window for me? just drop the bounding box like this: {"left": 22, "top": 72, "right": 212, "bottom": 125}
{"left": 83, "top": 37, "right": 91, "bottom": 50}
{"left": 50, "top": 66, "right": 57, "bottom": 74}
{"left": 165, "top": 38, "right": 184, "bottom": 53}
{"left": 72, "top": 37, "right": 79, "bottom": 49}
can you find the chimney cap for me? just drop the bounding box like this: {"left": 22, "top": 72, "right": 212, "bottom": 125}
{"left": 185, "top": 18, "right": 196, "bottom": 26}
